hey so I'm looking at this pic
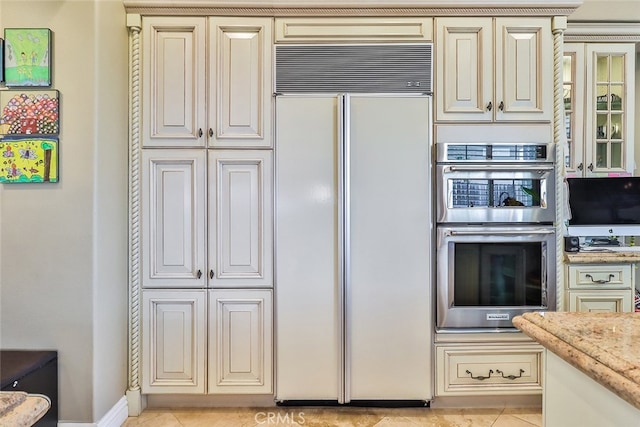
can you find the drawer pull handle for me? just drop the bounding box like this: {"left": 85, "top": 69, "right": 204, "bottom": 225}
{"left": 496, "top": 369, "right": 525, "bottom": 380}
{"left": 585, "top": 273, "right": 615, "bottom": 284}
{"left": 466, "top": 369, "right": 493, "bottom": 381}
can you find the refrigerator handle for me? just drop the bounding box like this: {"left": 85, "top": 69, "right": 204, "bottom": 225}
{"left": 340, "top": 94, "right": 352, "bottom": 404}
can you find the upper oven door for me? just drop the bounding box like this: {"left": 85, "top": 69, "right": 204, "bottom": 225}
{"left": 436, "top": 163, "right": 556, "bottom": 224}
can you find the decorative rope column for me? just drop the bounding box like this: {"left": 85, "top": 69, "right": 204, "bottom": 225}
{"left": 552, "top": 16, "right": 567, "bottom": 313}
{"left": 126, "top": 13, "right": 143, "bottom": 416}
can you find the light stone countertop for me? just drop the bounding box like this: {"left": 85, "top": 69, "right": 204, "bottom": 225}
{"left": 0, "top": 391, "right": 50, "bottom": 426}
{"left": 565, "top": 250, "right": 640, "bottom": 263}
{"left": 513, "top": 312, "right": 640, "bottom": 410}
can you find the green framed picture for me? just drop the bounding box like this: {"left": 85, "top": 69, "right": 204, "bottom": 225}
{"left": 3, "top": 28, "right": 52, "bottom": 87}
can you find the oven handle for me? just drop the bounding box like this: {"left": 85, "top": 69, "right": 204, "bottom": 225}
{"left": 443, "top": 165, "right": 554, "bottom": 173}
{"left": 445, "top": 229, "right": 554, "bottom": 236}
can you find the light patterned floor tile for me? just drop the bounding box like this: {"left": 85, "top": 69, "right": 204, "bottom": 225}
{"left": 122, "top": 406, "right": 542, "bottom": 427}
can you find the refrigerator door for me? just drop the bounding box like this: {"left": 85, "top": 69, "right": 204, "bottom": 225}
{"left": 275, "top": 95, "right": 342, "bottom": 400}
{"left": 275, "top": 95, "right": 433, "bottom": 402}
{"left": 347, "top": 95, "right": 432, "bottom": 401}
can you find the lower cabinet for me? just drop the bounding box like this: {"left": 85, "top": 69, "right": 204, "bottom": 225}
{"left": 435, "top": 342, "right": 543, "bottom": 396}
{"left": 142, "top": 289, "right": 272, "bottom": 395}
{"left": 566, "top": 263, "right": 635, "bottom": 313}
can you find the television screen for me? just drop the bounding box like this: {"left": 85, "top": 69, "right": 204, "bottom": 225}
{"left": 567, "top": 177, "right": 640, "bottom": 226}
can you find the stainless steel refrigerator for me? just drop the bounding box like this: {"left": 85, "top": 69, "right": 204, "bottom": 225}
{"left": 275, "top": 94, "right": 433, "bottom": 403}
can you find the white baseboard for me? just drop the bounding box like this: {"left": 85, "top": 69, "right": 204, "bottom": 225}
{"left": 58, "top": 396, "right": 128, "bottom": 427}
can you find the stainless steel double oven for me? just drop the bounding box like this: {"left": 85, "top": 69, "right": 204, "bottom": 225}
{"left": 436, "top": 142, "right": 557, "bottom": 330}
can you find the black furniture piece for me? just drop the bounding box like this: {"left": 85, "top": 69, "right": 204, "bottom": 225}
{"left": 0, "top": 350, "right": 58, "bottom": 427}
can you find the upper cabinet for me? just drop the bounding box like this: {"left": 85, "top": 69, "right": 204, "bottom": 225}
{"left": 274, "top": 17, "right": 433, "bottom": 42}
{"left": 564, "top": 43, "right": 636, "bottom": 176}
{"left": 142, "top": 16, "right": 272, "bottom": 148}
{"left": 435, "top": 17, "right": 552, "bottom": 123}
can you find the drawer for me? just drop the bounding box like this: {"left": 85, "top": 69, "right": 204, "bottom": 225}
{"left": 567, "top": 264, "right": 633, "bottom": 289}
{"left": 567, "top": 290, "right": 633, "bottom": 313}
{"left": 435, "top": 344, "right": 543, "bottom": 396}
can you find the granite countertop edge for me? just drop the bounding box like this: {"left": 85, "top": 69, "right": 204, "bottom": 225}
{"left": 513, "top": 314, "right": 640, "bottom": 411}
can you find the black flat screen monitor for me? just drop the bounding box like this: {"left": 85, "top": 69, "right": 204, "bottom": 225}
{"left": 567, "top": 177, "right": 640, "bottom": 236}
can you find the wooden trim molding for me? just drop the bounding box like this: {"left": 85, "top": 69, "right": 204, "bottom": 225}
{"left": 565, "top": 22, "right": 640, "bottom": 42}
{"left": 126, "top": 12, "right": 143, "bottom": 416}
{"left": 123, "top": 1, "right": 580, "bottom": 17}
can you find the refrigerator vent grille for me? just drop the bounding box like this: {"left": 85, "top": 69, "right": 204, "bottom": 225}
{"left": 275, "top": 44, "right": 432, "bottom": 94}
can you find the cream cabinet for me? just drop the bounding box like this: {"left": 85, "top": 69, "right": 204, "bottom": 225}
{"left": 141, "top": 289, "right": 273, "bottom": 394}
{"left": 142, "top": 290, "right": 207, "bottom": 394}
{"left": 566, "top": 264, "right": 634, "bottom": 313}
{"left": 274, "top": 17, "right": 433, "bottom": 42}
{"left": 563, "top": 43, "right": 635, "bottom": 176}
{"left": 142, "top": 16, "right": 272, "bottom": 148}
{"left": 435, "top": 17, "right": 552, "bottom": 123}
{"left": 142, "top": 149, "right": 273, "bottom": 289}
{"left": 435, "top": 342, "right": 543, "bottom": 396}
{"left": 208, "top": 289, "right": 272, "bottom": 394}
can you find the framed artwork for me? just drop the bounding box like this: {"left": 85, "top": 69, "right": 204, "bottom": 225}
{"left": 0, "top": 90, "right": 60, "bottom": 135}
{"left": 0, "top": 136, "right": 58, "bottom": 183}
{"left": 0, "top": 39, "right": 4, "bottom": 82}
{"left": 3, "top": 28, "right": 52, "bottom": 87}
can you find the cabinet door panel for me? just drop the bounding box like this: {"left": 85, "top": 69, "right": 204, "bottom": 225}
{"left": 495, "top": 18, "right": 551, "bottom": 122}
{"left": 142, "top": 17, "right": 206, "bottom": 147}
{"left": 568, "top": 291, "right": 632, "bottom": 313}
{"left": 142, "top": 150, "right": 206, "bottom": 288}
{"left": 209, "top": 18, "right": 272, "bottom": 148}
{"left": 208, "top": 289, "right": 273, "bottom": 394}
{"left": 208, "top": 150, "right": 273, "bottom": 287}
{"left": 142, "top": 290, "right": 206, "bottom": 394}
{"left": 435, "top": 18, "right": 492, "bottom": 121}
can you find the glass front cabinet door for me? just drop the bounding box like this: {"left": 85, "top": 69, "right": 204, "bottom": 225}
{"left": 563, "top": 43, "right": 635, "bottom": 176}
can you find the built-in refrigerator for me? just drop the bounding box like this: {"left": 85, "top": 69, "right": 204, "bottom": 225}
{"left": 275, "top": 94, "right": 433, "bottom": 403}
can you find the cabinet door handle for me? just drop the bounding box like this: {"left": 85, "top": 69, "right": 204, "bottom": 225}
{"left": 486, "top": 101, "right": 493, "bottom": 111}
{"left": 498, "top": 101, "right": 504, "bottom": 111}
{"left": 577, "top": 162, "right": 583, "bottom": 171}
{"left": 198, "top": 128, "right": 203, "bottom": 138}
{"left": 585, "top": 273, "right": 615, "bottom": 284}
{"left": 588, "top": 163, "right": 594, "bottom": 172}
{"left": 496, "top": 369, "right": 524, "bottom": 380}
{"left": 209, "top": 270, "right": 214, "bottom": 279}
{"left": 208, "top": 128, "right": 213, "bottom": 138}
{"left": 197, "top": 270, "right": 202, "bottom": 279}
{"left": 466, "top": 369, "right": 493, "bottom": 381}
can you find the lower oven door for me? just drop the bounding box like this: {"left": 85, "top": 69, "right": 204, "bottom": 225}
{"left": 436, "top": 225, "right": 556, "bottom": 331}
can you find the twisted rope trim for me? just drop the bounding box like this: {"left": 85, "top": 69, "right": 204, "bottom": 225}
{"left": 128, "top": 24, "right": 142, "bottom": 392}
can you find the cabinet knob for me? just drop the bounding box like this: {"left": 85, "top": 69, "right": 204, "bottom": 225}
{"left": 198, "top": 128, "right": 203, "bottom": 138}
{"left": 577, "top": 162, "right": 583, "bottom": 171}
{"left": 208, "top": 128, "right": 213, "bottom": 138}
{"left": 588, "top": 163, "right": 594, "bottom": 172}
{"left": 197, "top": 270, "right": 202, "bottom": 279}
{"left": 486, "top": 101, "right": 493, "bottom": 112}
{"left": 209, "top": 270, "right": 214, "bottom": 279}
{"left": 498, "top": 101, "right": 504, "bottom": 111}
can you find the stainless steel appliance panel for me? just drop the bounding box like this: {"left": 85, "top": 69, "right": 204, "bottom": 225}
{"left": 436, "top": 164, "right": 556, "bottom": 224}
{"left": 436, "top": 225, "right": 556, "bottom": 330}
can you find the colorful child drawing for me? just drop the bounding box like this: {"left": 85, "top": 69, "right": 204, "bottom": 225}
{"left": 3, "top": 28, "right": 52, "bottom": 87}
{"left": 0, "top": 137, "right": 58, "bottom": 183}
{"left": 0, "top": 91, "right": 60, "bottom": 135}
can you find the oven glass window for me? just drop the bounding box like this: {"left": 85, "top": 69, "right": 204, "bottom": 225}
{"left": 451, "top": 179, "right": 541, "bottom": 208}
{"left": 453, "top": 242, "right": 543, "bottom": 306}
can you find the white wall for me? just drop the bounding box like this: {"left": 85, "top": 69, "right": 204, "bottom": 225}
{"left": 0, "top": 0, "right": 129, "bottom": 423}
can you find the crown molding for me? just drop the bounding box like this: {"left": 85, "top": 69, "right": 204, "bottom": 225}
{"left": 564, "top": 21, "right": 640, "bottom": 42}
{"left": 123, "top": 0, "right": 581, "bottom": 16}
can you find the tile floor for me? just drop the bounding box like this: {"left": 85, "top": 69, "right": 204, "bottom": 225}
{"left": 122, "top": 406, "right": 542, "bottom": 426}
